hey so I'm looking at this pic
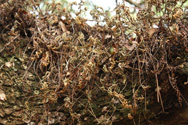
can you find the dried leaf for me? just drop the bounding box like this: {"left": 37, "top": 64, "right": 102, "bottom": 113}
{"left": 125, "top": 41, "right": 137, "bottom": 51}
{"left": 0, "top": 89, "right": 6, "bottom": 101}
{"left": 102, "top": 106, "right": 108, "bottom": 112}
{"left": 148, "top": 28, "right": 159, "bottom": 38}
{"left": 59, "top": 21, "right": 68, "bottom": 32}
{"left": 128, "top": 113, "right": 133, "bottom": 120}
{"left": 173, "top": 8, "right": 183, "bottom": 19}
{"left": 40, "top": 51, "right": 50, "bottom": 67}
{"left": 5, "top": 62, "right": 12, "bottom": 68}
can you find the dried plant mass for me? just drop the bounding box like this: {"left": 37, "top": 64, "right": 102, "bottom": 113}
{"left": 0, "top": 0, "right": 188, "bottom": 124}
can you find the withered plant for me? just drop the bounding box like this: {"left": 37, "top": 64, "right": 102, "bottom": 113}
{"left": 0, "top": 0, "right": 188, "bottom": 124}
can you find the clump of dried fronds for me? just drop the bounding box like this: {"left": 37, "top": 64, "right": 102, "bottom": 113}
{"left": 0, "top": 0, "right": 188, "bottom": 124}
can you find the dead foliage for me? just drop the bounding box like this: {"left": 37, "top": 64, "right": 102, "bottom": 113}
{"left": 0, "top": 0, "right": 188, "bottom": 124}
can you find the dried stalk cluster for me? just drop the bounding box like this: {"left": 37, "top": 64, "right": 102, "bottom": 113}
{"left": 0, "top": 0, "right": 188, "bottom": 124}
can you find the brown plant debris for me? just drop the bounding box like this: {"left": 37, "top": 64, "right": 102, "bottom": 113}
{"left": 0, "top": 0, "right": 188, "bottom": 124}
